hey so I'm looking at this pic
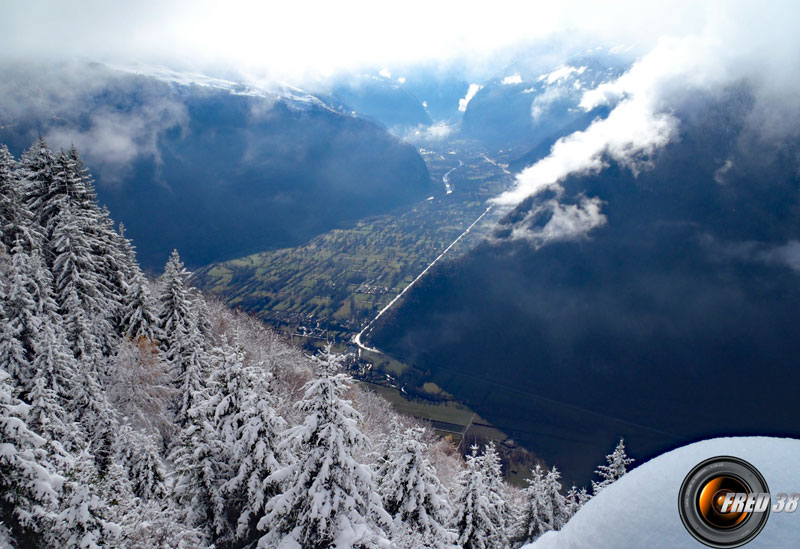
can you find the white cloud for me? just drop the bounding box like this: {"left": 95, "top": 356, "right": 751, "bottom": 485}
{"left": 510, "top": 196, "right": 607, "bottom": 244}
{"left": 495, "top": 21, "right": 777, "bottom": 209}
{"left": 397, "top": 76, "right": 406, "bottom": 84}
{"left": 405, "top": 122, "right": 453, "bottom": 142}
{"left": 530, "top": 85, "right": 567, "bottom": 122}
{"left": 378, "top": 67, "right": 391, "bottom": 79}
{"left": 714, "top": 159, "right": 734, "bottom": 184}
{"left": 502, "top": 73, "right": 522, "bottom": 85}
{"left": 458, "top": 83, "right": 483, "bottom": 112}
{"left": 761, "top": 241, "right": 800, "bottom": 272}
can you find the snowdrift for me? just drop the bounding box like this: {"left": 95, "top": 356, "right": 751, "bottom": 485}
{"left": 525, "top": 437, "right": 800, "bottom": 548}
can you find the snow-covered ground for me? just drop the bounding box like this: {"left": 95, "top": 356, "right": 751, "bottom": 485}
{"left": 526, "top": 437, "right": 800, "bottom": 548}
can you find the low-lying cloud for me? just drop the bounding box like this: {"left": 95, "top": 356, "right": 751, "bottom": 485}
{"left": 494, "top": 4, "right": 800, "bottom": 244}
{"left": 458, "top": 83, "right": 483, "bottom": 112}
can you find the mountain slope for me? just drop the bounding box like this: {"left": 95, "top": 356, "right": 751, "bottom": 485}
{"left": 0, "top": 63, "right": 434, "bottom": 269}
{"left": 367, "top": 86, "right": 800, "bottom": 484}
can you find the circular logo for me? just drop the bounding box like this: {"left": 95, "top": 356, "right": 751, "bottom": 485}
{"left": 679, "top": 456, "right": 770, "bottom": 548}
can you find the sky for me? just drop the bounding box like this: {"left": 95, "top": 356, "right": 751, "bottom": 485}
{"left": 1, "top": 0, "right": 717, "bottom": 80}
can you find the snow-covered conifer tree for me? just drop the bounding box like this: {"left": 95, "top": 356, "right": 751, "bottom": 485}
{"left": 379, "top": 426, "right": 455, "bottom": 548}
{"left": 564, "top": 484, "right": 590, "bottom": 520}
{"left": 517, "top": 464, "right": 547, "bottom": 543}
{"left": 453, "top": 445, "right": 499, "bottom": 549}
{"left": 50, "top": 198, "right": 109, "bottom": 363}
{"left": 157, "top": 249, "right": 194, "bottom": 358}
{"left": 171, "top": 385, "right": 232, "bottom": 542}
{"left": 257, "top": 347, "right": 390, "bottom": 549}
{"left": 543, "top": 466, "right": 568, "bottom": 531}
{"left": 0, "top": 145, "right": 39, "bottom": 251}
{"left": 224, "top": 362, "right": 286, "bottom": 543}
{"left": 479, "top": 441, "right": 509, "bottom": 546}
{"left": 120, "top": 273, "right": 161, "bottom": 342}
{"left": 157, "top": 250, "right": 208, "bottom": 424}
{"left": 19, "top": 138, "right": 56, "bottom": 226}
{"left": 53, "top": 451, "right": 122, "bottom": 548}
{"left": 116, "top": 425, "right": 167, "bottom": 501}
{"left": 0, "top": 366, "right": 63, "bottom": 545}
{"left": 592, "top": 438, "right": 634, "bottom": 494}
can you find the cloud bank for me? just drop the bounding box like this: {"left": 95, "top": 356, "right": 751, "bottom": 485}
{"left": 494, "top": 2, "right": 800, "bottom": 243}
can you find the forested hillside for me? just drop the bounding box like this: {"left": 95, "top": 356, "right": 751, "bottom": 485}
{"left": 0, "top": 140, "right": 623, "bottom": 548}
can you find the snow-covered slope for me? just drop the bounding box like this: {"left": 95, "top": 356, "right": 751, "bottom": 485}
{"left": 525, "top": 437, "right": 800, "bottom": 548}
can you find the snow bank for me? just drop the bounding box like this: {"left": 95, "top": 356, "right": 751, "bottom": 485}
{"left": 525, "top": 437, "right": 800, "bottom": 548}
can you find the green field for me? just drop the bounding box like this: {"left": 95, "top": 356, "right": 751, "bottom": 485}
{"left": 193, "top": 149, "right": 513, "bottom": 341}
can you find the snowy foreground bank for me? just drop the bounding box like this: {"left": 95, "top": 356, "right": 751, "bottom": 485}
{"left": 525, "top": 437, "right": 800, "bottom": 548}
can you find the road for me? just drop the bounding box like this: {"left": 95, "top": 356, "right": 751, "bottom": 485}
{"left": 352, "top": 203, "right": 494, "bottom": 353}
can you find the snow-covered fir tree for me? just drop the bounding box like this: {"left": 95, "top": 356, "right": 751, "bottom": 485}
{"left": 170, "top": 383, "right": 231, "bottom": 544}
{"left": 453, "top": 445, "right": 504, "bottom": 549}
{"left": 0, "top": 365, "right": 63, "bottom": 544}
{"left": 257, "top": 346, "right": 391, "bottom": 549}
{"left": 157, "top": 249, "right": 209, "bottom": 425}
{"left": 479, "top": 441, "right": 510, "bottom": 547}
{"left": 120, "top": 273, "right": 161, "bottom": 342}
{"left": 378, "top": 425, "right": 456, "bottom": 548}
{"left": 592, "top": 437, "right": 634, "bottom": 495}
{"left": 53, "top": 451, "right": 121, "bottom": 548}
{"left": 565, "top": 484, "right": 590, "bottom": 519}
{"left": 223, "top": 358, "right": 286, "bottom": 544}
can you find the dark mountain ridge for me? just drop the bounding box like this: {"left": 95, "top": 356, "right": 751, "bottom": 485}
{"left": 367, "top": 86, "right": 800, "bottom": 484}
{"left": 0, "top": 63, "right": 434, "bottom": 269}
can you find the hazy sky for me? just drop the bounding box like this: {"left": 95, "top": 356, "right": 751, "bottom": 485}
{"left": 1, "top": 0, "right": 719, "bottom": 79}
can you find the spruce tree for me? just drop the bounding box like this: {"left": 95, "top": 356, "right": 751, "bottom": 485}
{"left": 517, "top": 464, "right": 548, "bottom": 543}
{"left": 121, "top": 273, "right": 161, "bottom": 342}
{"left": 257, "top": 348, "right": 390, "bottom": 549}
{"left": 379, "top": 426, "right": 455, "bottom": 548}
{"left": 19, "top": 138, "right": 56, "bottom": 227}
{"left": 564, "top": 484, "right": 590, "bottom": 520}
{"left": 453, "top": 445, "right": 497, "bottom": 549}
{"left": 0, "top": 366, "right": 63, "bottom": 545}
{"left": 116, "top": 425, "right": 167, "bottom": 501}
{"left": 479, "top": 441, "right": 509, "bottom": 546}
{"left": 53, "top": 451, "right": 122, "bottom": 548}
{"left": 592, "top": 438, "right": 634, "bottom": 495}
{"left": 171, "top": 384, "right": 231, "bottom": 542}
{"left": 224, "top": 362, "right": 286, "bottom": 543}
{"left": 0, "top": 145, "right": 39, "bottom": 251}
{"left": 543, "top": 466, "right": 569, "bottom": 531}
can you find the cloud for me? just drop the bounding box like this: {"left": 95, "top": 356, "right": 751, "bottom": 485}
{"left": 458, "top": 83, "right": 483, "bottom": 112}
{"left": 713, "top": 159, "right": 734, "bottom": 184}
{"left": 509, "top": 196, "right": 607, "bottom": 245}
{"left": 501, "top": 73, "right": 522, "bottom": 85}
{"left": 495, "top": 3, "right": 800, "bottom": 221}
{"left": 706, "top": 237, "right": 800, "bottom": 274}
{"left": 530, "top": 85, "right": 568, "bottom": 122}
{"left": 46, "top": 102, "right": 188, "bottom": 183}
{"left": 404, "top": 122, "right": 453, "bottom": 142}
{"left": 762, "top": 241, "right": 800, "bottom": 272}
{"left": 0, "top": 62, "right": 188, "bottom": 183}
